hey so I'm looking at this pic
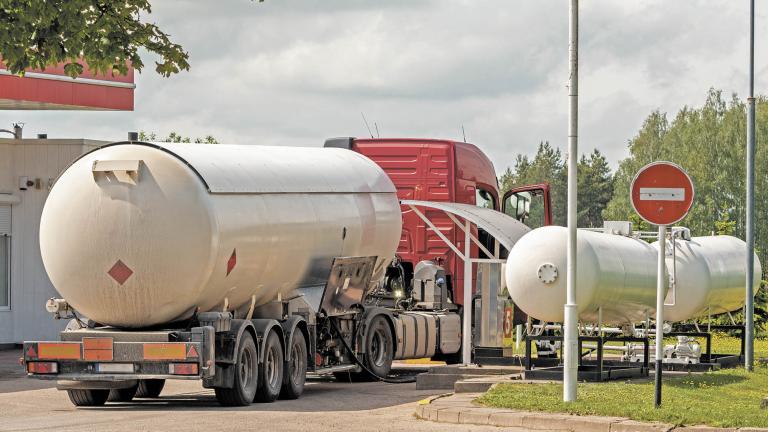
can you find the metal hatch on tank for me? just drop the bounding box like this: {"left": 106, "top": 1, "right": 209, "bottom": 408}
{"left": 39, "top": 141, "right": 402, "bottom": 328}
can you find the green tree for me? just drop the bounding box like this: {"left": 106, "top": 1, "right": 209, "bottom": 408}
{"left": 138, "top": 131, "right": 218, "bottom": 144}
{"left": 499, "top": 143, "right": 613, "bottom": 228}
{"left": 577, "top": 149, "right": 614, "bottom": 227}
{"left": 0, "top": 0, "right": 252, "bottom": 78}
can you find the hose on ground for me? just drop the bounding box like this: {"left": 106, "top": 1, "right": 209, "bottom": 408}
{"left": 329, "top": 318, "right": 417, "bottom": 384}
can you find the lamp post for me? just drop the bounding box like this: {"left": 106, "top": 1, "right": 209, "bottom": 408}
{"left": 745, "top": 0, "right": 756, "bottom": 372}
{"left": 563, "top": 0, "right": 579, "bottom": 403}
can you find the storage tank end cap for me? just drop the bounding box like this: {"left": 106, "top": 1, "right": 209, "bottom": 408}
{"left": 537, "top": 263, "right": 559, "bottom": 284}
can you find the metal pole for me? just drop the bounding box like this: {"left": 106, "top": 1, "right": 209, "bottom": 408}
{"left": 563, "top": 0, "right": 579, "bottom": 403}
{"left": 463, "top": 219, "right": 473, "bottom": 365}
{"left": 745, "top": 0, "right": 756, "bottom": 372}
{"left": 655, "top": 225, "right": 667, "bottom": 408}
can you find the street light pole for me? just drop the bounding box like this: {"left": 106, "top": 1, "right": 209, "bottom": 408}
{"left": 563, "top": 0, "right": 579, "bottom": 402}
{"left": 745, "top": 0, "right": 756, "bottom": 372}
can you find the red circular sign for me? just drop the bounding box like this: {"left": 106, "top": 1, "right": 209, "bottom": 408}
{"left": 630, "top": 161, "right": 694, "bottom": 226}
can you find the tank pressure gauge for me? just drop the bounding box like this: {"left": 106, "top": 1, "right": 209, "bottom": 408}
{"left": 537, "top": 263, "right": 558, "bottom": 284}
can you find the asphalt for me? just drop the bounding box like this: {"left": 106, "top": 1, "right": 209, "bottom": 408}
{"left": 0, "top": 349, "right": 536, "bottom": 432}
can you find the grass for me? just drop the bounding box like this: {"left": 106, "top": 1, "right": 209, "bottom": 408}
{"left": 478, "top": 342, "right": 768, "bottom": 428}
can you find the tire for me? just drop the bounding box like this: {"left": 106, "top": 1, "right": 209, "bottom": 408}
{"left": 135, "top": 379, "right": 165, "bottom": 398}
{"left": 107, "top": 383, "right": 138, "bottom": 402}
{"left": 67, "top": 389, "right": 110, "bottom": 407}
{"left": 363, "top": 315, "right": 394, "bottom": 379}
{"left": 255, "top": 331, "right": 284, "bottom": 403}
{"left": 215, "top": 332, "right": 258, "bottom": 406}
{"left": 280, "top": 330, "right": 307, "bottom": 400}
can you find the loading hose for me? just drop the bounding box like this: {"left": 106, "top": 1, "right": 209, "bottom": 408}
{"left": 329, "top": 318, "right": 417, "bottom": 384}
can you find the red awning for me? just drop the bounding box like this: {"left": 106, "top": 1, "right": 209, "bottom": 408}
{"left": 0, "top": 63, "right": 134, "bottom": 111}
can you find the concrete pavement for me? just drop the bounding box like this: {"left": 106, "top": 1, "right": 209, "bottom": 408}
{"left": 0, "top": 349, "right": 534, "bottom": 432}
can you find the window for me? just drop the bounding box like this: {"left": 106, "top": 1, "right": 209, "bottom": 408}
{"left": 475, "top": 187, "right": 496, "bottom": 210}
{"left": 0, "top": 205, "right": 9, "bottom": 309}
{"left": 503, "top": 190, "right": 546, "bottom": 230}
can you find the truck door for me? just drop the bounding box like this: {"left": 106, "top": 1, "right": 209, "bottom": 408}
{"left": 501, "top": 183, "right": 552, "bottom": 229}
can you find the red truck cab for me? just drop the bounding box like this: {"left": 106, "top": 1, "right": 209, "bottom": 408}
{"left": 325, "top": 137, "right": 550, "bottom": 307}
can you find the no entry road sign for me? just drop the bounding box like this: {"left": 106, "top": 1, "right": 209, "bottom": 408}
{"left": 630, "top": 162, "right": 694, "bottom": 226}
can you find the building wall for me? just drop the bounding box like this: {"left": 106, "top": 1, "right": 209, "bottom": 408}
{"left": 0, "top": 138, "right": 106, "bottom": 344}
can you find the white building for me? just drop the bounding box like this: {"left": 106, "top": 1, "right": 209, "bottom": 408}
{"left": 0, "top": 137, "right": 107, "bottom": 345}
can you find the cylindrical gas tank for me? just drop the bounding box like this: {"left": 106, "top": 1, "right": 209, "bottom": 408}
{"left": 505, "top": 226, "right": 661, "bottom": 324}
{"left": 657, "top": 235, "right": 762, "bottom": 322}
{"left": 40, "top": 142, "right": 402, "bottom": 328}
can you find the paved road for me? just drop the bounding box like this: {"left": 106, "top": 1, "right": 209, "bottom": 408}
{"left": 0, "top": 349, "right": 524, "bottom": 432}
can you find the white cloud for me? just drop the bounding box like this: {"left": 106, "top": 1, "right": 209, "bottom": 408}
{"left": 3, "top": 0, "right": 761, "bottom": 174}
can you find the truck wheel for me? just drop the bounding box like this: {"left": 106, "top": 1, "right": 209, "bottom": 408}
{"left": 255, "top": 330, "right": 284, "bottom": 403}
{"left": 364, "top": 315, "right": 394, "bottom": 379}
{"left": 215, "top": 332, "right": 258, "bottom": 406}
{"left": 135, "top": 379, "right": 165, "bottom": 398}
{"left": 107, "top": 383, "right": 138, "bottom": 402}
{"left": 67, "top": 389, "right": 110, "bottom": 406}
{"left": 280, "top": 330, "right": 307, "bottom": 400}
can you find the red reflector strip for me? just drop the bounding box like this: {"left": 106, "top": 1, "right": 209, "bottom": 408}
{"left": 144, "top": 343, "right": 187, "bottom": 360}
{"left": 169, "top": 363, "right": 199, "bottom": 375}
{"left": 38, "top": 343, "right": 81, "bottom": 360}
{"left": 27, "top": 361, "right": 58, "bottom": 374}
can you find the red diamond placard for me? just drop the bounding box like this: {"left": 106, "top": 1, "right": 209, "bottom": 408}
{"left": 107, "top": 260, "right": 133, "bottom": 285}
{"left": 226, "top": 249, "right": 237, "bottom": 276}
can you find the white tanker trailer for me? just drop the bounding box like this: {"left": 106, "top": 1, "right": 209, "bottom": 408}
{"left": 505, "top": 226, "right": 761, "bottom": 325}
{"left": 22, "top": 141, "right": 464, "bottom": 407}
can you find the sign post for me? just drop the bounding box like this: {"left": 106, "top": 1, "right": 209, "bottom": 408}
{"left": 630, "top": 162, "right": 694, "bottom": 408}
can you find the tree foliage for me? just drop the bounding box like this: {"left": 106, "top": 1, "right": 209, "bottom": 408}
{"left": 603, "top": 89, "right": 768, "bottom": 268}
{"left": 138, "top": 131, "right": 218, "bottom": 144}
{"left": 0, "top": 0, "right": 190, "bottom": 77}
{"left": 499, "top": 142, "right": 613, "bottom": 227}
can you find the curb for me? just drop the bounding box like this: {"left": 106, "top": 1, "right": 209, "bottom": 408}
{"left": 414, "top": 393, "right": 768, "bottom": 432}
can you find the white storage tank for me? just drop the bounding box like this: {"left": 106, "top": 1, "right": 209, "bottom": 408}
{"left": 40, "top": 142, "right": 402, "bottom": 328}
{"left": 505, "top": 226, "right": 661, "bottom": 324}
{"left": 658, "top": 235, "right": 762, "bottom": 322}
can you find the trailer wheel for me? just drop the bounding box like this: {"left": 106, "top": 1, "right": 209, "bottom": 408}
{"left": 280, "top": 330, "right": 307, "bottom": 400}
{"left": 364, "top": 315, "right": 394, "bottom": 379}
{"left": 135, "top": 379, "right": 165, "bottom": 398}
{"left": 67, "top": 389, "right": 110, "bottom": 406}
{"left": 107, "top": 383, "right": 139, "bottom": 402}
{"left": 255, "top": 330, "right": 284, "bottom": 403}
{"left": 215, "top": 332, "right": 258, "bottom": 406}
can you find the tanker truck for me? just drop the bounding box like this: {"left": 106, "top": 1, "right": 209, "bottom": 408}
{"left": 21, "top": 141, "right": 467, "bottom": 407}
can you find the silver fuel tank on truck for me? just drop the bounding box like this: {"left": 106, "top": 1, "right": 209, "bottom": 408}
{"left": 39, "top": 142, "right": 402, "bottom": 328}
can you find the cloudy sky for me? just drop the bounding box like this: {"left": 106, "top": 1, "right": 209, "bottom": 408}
{"left": 3, "top": 0, "right": 764, "bottom": 172}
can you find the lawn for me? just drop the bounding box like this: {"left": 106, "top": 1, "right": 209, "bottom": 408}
{"left": 478, "top": 363, "right": 768, "bottom": 428}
